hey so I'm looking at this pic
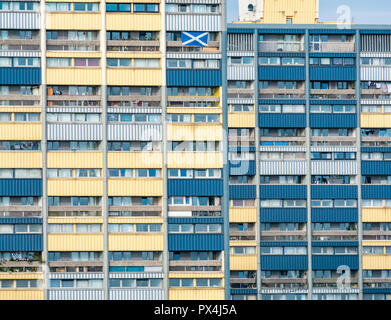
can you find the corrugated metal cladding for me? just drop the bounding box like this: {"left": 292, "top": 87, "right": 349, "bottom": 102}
{"left": 230, "top": 289, "right": 257, "bottom": 295}
{"left": 259, "top": 161, "right": 307, "bottom": 175}
{"left": 0, "top": 51, "right": 40, "bottom": 57}
{"left": 228, "top": 33, "right": 253, "bottom": 51}
{"left": 311, "top": 208, "right": 358, "bottom": 223}
{"left": 364, "top": 288, "right": 391, "bottom": 294}
{"left": 360, "top": 52, "right": 391, "bottom": 58}
{"left": 0, "top": 68, "right": 41, "bottom": 85}
{"left": 362, "top": 147, "right": 391, "bottom": 153}
{"left": 259, "top": 185, "right": 307, "bottom": 199}
{"left": 227, "top": 28, "right": 254, "bottom": 34}
{"left": 168, "top": 234, "right": 223, "bottom": 251}
{"left": 47, "top": 123, "right": 102, "bottom": 141}
{"left": 109, "top": 273, "right": 164, "bottom": 279}
{"left": 362, "top": 161, "right": 391, "bottom": 175}
{"left": 310, "top": 114, "right": 357, "bottom": 128}
{"left": 166, "top": 14, "right": 221, "bottom": 32}
{"left": 49, "top": 273, "right": 104, "bottom": 280}
{"left": 168, "top": 217, "right": 223, "bottom": 224}
{"left": 260, "top": 208, "right": 307, "bottom": 223}
{"left": 258, "top": 66, "right": 305, "bottom": 80}
{"left": 361, "top": 66, "right": 391, "bottom": 81}
{"left": 311, "top": 185, "right": 358, "bottom": 199}
{"left": 0, "top": 179, "right": 42, "bottom": 196}
{"left": 0, "top": 218, "right": 42, "bottom": 224}
{"left": 311, "top": 146, "right": 357, "bottom": 153}
{"left": 48, "top": 107, "right": 103, "bottom": 114}
{"left": 167, "top": 53, "right": 221, "bottom": 60}
{"left": 0, "top": 234, "right": 42, "bottom": 251}
{"left": 260, "top": 241, "right": 308, "bottom": 247}
{"left": 0, "top": 12, "right": 40, "bottom": 29}
{"left": 109, "top": 289, "right": 164, "bottom": 300}
{"left": 258, "top": 113, "right": 306, "bottom": 128}
{"left": 258, "top": 51, "right": 305, "bottom": 57}
{"left": 312, "top": 241, "right": 358, "bottom": 247}
{"left": 310, "top": 99, "right": 356, "bottom": 105}
{"left": 229, "top": 160, "right": 256, "bottom": 176}
{"left": 47, "top": 289, "right": 104, "bottom": 301}
{"left": 362, "top": 185, "right": 391, "bottom": 199}
{"left": 108, "top": 124, "right": 161, "bottom": 141}
{"left": 229, "top": 185, "right": 256, "bottom": 199}
{"left": 260, "top": 256, "right": 308, "bottom": 270}
{"left": 312, "top": 255, "right": 359, "bottom": 270}
{"left": 309, "top": 29, "right": 356, "bottom": 34}
{"left": 259, "top": 146, "right": 306, "bottom": 152}
{"left": 228, "top": 98, "right": 255, "bottom": 104}
{"left": 258, "top": 29, "right": 305, "bottom": 34}
{"left": 107, "top": 107, "right": 161, "bottom": 114}
{"left": 311, "top": 160, "right": 357, "bottom": 175}
{"left": 167, "top": 179, "right": 223, "bottom": 196}
{"left": 166, "top": 69, "right": 221, "bottom": 86}
{"left": 361, "top": 34, "right": 391, "bottom": 52}
{"left": 309, "top": 66, "right": 356, "bottom": 81}
{"left": 309, "top": 52, "right": 356, "bottom": 58}
{"left": 260, "top": 99, "right": 306, "bottom": 104}
{"left": 166, "top": 0, "right": 221, "bottom": 4}
{"left": 228, "top": 65, "right": 255, "bottom": 80}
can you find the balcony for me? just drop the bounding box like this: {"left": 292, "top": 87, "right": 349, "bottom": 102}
{"left": 310, "top": 42, "right": 355, "bottom": 53}
{"left": 167, "top": 41, "right": 220, "bottom": 53}
{"left": 258, "top": 41, "right": 304, "bottom": 52}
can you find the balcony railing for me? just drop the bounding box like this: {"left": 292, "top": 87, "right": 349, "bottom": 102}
{"left": 310, "top": 42, "right": 355, "bottom": 52}
{"left": 259, "top": 41, "right": 304, "bottom": 52}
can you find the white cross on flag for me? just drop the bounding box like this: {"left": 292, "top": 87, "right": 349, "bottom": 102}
{"left": 181, "top": 32, "right": 209, "bottom": 47}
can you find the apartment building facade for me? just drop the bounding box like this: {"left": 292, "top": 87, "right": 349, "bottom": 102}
{"left": 0, "top": 0, "right": 391, "bottom": 300}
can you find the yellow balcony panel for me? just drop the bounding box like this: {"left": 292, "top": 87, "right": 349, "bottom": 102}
{"left": 230, "top": 241, "right": 256, "bottom": 247}
{"left": 228, "top": 112, "right": 256, "bottom": 128}
{"left": 169, "top": 272, "right": 223, "bottom": 279}
{"left": 46, "top": 51, "right": 102, "bottom": 58}
{"left": 361, "top": 114, "right": 391, "bottom": 128}
{"left": 0, "top": 107, "right": 41, "bottom": 113}
{"left": 108, "top": 234, "right": 163, "bottom": 251}
{"left": 47, "top": 152, "right": 102, "bottom": 168}
{"left": 167, "top": 152, "right": 223, "bottom": 169}
{"left": 167, "top": 124, "right": 222, "bottom": 141}
{"left": 167, "top": 107, "right": 222, "bottom": 115}
{"left": 106, "top": 52, "right": 162, "bottom": 59}
{"left": 48, "top": 234, "right": 103, "bottom": 251}
{"left": 0, "top": 152, "right": 42, "bottom": 168}
{"left": 229, "top": 207, "right": 257, "bottom": 223}
{"left": 363, "top": 255, "right": 391, "bottom": 270}
{"left": 0, "top": 123, "right": 41, "bottom": 140}
{"left": 46, "top": 13, "right": 101, "bottom": 30}
{"left": 0, "top": 273, "right": 42, "bottom": 280}
{"left": 47, "top": 68, "right": 102, "bottom": 85}
{"left": 108, "top": 179, "right": 163, "bottom": 196}
{"left": 363, "top": 241, "right": 391, "bottom": 247}
{"left": 47, "top": 179, "right": 103, "bottom": 196}
{"left": 108, "top": 217, "right": 163, "bottom": 224}
{"left": 0, "top": 290, "right": 43, "bottom": 300}
{"left": 230, "top": 255, "right": 257, "bottom": 270}
{"left": 362, "top": 208, "right": 391, "bottom": 222}
{"left": 108, "top": 152, "right": 162, "bottom": 168}
{"left": 48, "top": 218, "right": 103, "bottom": 224}
{"left": 106, "top": 68, "right": 161, "bottom": 86}
{"left": 106, "top": 13, "right": 161, "bottom": 31}
{"left": 169, "top": 288, "right": 224, "bottom": 300}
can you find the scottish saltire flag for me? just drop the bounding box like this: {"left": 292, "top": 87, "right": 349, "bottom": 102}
{"left": 181, "top": 32, "right": 208, "bottom": 47}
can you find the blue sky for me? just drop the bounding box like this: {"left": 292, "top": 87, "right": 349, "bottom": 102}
{"left": 227, "top": 0, "right": 391, "bottom": 24}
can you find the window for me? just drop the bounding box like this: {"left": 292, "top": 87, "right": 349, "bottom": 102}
{"left": 134, "top": 3, "right": 159, "bottom": 12}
